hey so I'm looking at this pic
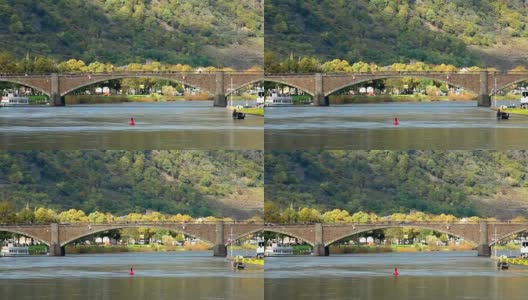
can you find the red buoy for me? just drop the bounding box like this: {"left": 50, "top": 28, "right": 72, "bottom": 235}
{"left": 393, "top": 267, "right": 399, "bottom": 276}
{"left": 129, "top": 117, "right": 135, "bottom": 126}
{"left": 393, "top": 117, "right": 399, "bottom": 126}
{"left": 129, "top": 267, "right": 134, "bottom": 276}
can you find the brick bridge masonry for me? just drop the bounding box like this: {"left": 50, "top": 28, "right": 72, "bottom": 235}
{"left": 0, "top": 71, "right": 264, "bottom": 107}
{"left": 265, "top": 222, "right": 528, "bottom": 257}
{"left": 266, "top": 71, "right": 528, "bottom": 107}
{"left": 0, "top": 222, "right": 263, "bottom": 257}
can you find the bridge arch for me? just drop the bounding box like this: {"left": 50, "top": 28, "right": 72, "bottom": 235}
{"left": 323, "top": 224, "right": 479, "bottom": 247}
{"left": 60, "top": 75, "right": 215, "bottom": 97}
{"left": 263, "top": 79, "right": 315, "bottom": 96}
{"left": 0, "top": 227, "right": 50, "bottom": 246}
{"left": 264, "top": 227, "right": 315, "bottom": 246}
{"left": 491, "top": 226, "right": 528, "bottom": 246}
{"left": 227, "top": 227, "right": 264, "bottom": 246}
{"left": 324, "top": 75, "right": 479, "bottom": 97}
{"left": 0, "top": 78, "right": 51, "bottom": 96}
{"left": 494, "top": 78, "right": 528, "bottom": 96}
{"left": 59, "top": 224, "right": 216, "bottom": 247}
{"left": 225, "top": 78, "right": 264, "bottom": 97}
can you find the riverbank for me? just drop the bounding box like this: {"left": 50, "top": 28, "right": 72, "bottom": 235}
{"left": 64, "top": 94, "right": 257, "bottom": 104}
{"left": 64, "top": 94, "right": 213, "bottom": 104}
{"left": 329, "top": 94, "right": 474, "bottom": 104}
{"left": 492, "top": 256, "right": 528, "bottom": 267}
{"left": 227, "top": 105, "right": 264, "bottom": 116}
{"left": 501, "top": 107, "right": 528, "bottom": 116}
{"left": 291, "top": 243, "right": 474, "bottom": 255}
{"left": 61, "top": 244, "right": 257, "bottom": 254}
{"left": 227, "top": 256, "right": 264, "bottom": 266}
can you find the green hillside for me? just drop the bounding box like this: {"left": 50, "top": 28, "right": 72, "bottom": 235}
{"left": 265, "top": 151, "right": 528, "bottom": 219}
{"left": 0, "top": 151, "right": 263, "bottom": 219}
{"left": 265, "top": 0, "right": 528, "bottom": 69}
{"left": 0, "top": 0, "right": 263, "bottom": 69}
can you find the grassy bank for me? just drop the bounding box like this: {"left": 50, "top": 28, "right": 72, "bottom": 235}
{"left": 65, "top": 243, "right": 213, "bottom": 254}
{"left": 64, "top": 94, "right": 216, "bottom": 104}
{"left": 291, "top": 95, "right": 312, "bottom": 104}
{"left": 492, "top": 256, "right": 528, "bottom": 267}
{"left": 239, "top": 257, "right": 264, "bottom": 266}
{"left": 502, "top": 108, "right": 528, "bottom": 116}
{"left": 291, "top": 243, "right": 474, "bottom": 255}
{"left": 329, "top": 94, "right": 474, "bottom": 104}
{"left": 28, "top": 95, "right": 49, "bottom": 105}
{"left": 228, "top": 106, "right": 264, "bottom": 116}
{"left": 28, "top": 244, "right": 48, "bottom": 255}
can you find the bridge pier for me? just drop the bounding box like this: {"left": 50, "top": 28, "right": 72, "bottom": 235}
{"left": 50, "top": 73, "right": 65, "bottom": 106}
{"left": 313, "top": 73, "right": 329, "bottom": 106}
{"left": 477, "top": 71, "right": 491, "bottom": 107}
{"left": 213, "top": 222, "right": 227, "bottom": 257}
{"left": 312, "top": 223, "right": 329, "bottom": 256}
{"left": 214, "top": 71, "right": 227, "bottom": 107}
{"left": 477, "top": 221, "right": 491, "bottom": 257}
{"left": 49, "top": 223, "right": 65, "bottom": 256}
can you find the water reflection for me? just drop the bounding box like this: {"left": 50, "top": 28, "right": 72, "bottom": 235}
{"left": 265, "top": 252, "right": 528, "bottom": 300}
{"left": 0, "top": 252, "right": 263, "bottom": 300}
{"left": 265, "top": 101, "right": 528, "bottom": 149}
{"left": 0, "top": 101, "right": 263, "bottom": 150}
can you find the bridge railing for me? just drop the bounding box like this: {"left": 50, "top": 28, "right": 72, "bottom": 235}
{"left": 0, "top": 220, "right": 263, "bottom": 227}
{"left": 264, "top": 221, "right": 528, "bottom": 226}
{"left": 0, "top": 71, "right": 264, "bottom": 76}
{"left": 265, "top": 71, "right": 528, "bottom": 76}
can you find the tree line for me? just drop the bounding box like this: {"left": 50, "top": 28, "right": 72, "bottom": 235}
{"left": 264, "top": 52, "right": 527, "bottom": 74}
{"left": 0, "top": 201, "right": 262, "bottom": 225}
{"left": 0, "top": 151, "right": 263, "bottom": 219}
{"left": 0, "top": 0, "right": 263, "bottom": 68}
{"left": 264, "top": 202, "right": 526, "bottom": 224}
{"left": 0, "top": 52, "right": 262, "bottom": 74}
{"left": 265, "top": 0, "right": 528, "bottom": 69}
{"left": 265, "top": 151, "right": 528, "bottom": 219}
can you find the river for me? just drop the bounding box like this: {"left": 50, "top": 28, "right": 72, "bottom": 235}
{"left": 265, "top": 101, "right": 528, "bottom": 149}
{"left": 0, "top": 252, "right": 262, "bottom": 300}
{"left": 0, "top": 101, "right": 263, "bottom": 150}
{"left": 265, "top": 251, "right": 528, "bottom": 300}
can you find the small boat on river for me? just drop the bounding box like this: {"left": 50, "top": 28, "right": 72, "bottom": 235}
{"left": 496, "top": 105, "right": 510, "bottom": 119}
{"left": 232, "top": 257, "right": 246, "bottom": 269}
{"left": 497, "top": 111, "right": 510, "bottom": 119}
{"left": 232, "top": 110, "right": 246, "bottom": 119}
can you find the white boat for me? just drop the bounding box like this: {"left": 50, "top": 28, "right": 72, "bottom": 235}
{"left": 264, "top": 92, "right": 293, "bottom": 107}
{"left": 264, "top": 242, "right": 293, "bottom": 257}
{"left": 520, "top": 241, "right": 528, "bottom": 258}
{"left": 257, "top": 91, "right": 265, "bottom": 105}
{"left": 1, "top": 92, "right": 30, "bottom": 107}
{"left": 520, "top": 91, "right": 528, "bottom": 108}
{"left": 1, "top": 243, "right": 29, "bottom": 256}
{"left": 256, "top": 240, "right": 265, "bottom": 258}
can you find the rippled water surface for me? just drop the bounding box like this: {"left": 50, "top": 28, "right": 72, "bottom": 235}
{"left": 265, "top": 101, "right": 528, "bottom": 149}
{"left": 265, "top": 251, "right": 528, "bottom": 300}
{"left": 0, "top": 252, "right": 263, "bottom": 300}
{"left": 0, "top": 101, "right": 263, "bottom": 149}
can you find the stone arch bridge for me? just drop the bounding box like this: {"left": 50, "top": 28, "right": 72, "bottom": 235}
{"left": 266, "top": 222, "right": 528, "bottom": 257}
{"left": 266, "top": 71, "right": 528, "bottom": 107}
{"left": 0, "top": 71, "right": 264, "bottom": 107}
{"left": 0, "top": 222, "right": 263, "bottom": 257}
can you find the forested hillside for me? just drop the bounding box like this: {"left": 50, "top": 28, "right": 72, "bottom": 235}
{"left": 265, "top": 151, "right": 528, "bottom": 219}
{"left": 0, "top": 0, "right": 263, "bottom": 69}
{"left": 265, "top": 0, "right": 528, "bottom": 69}
{"left": 0, "top": 151, "right": 263, "bottom": 219}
